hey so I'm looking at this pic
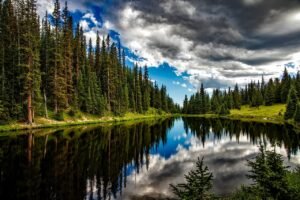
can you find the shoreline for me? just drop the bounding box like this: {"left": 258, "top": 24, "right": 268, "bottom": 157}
{"left": 182, "top": 104, "right": 300, "bottom": 129}
{"left": 0, "top": 113, "right": 176, "bottom": 133}
{"left": 1, "top": 104, "right": 299, "bottom": 133}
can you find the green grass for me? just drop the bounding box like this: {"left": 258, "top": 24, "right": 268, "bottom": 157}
{"left": 0, "top": 108, "right": 174, "bottom": 133}
{"left": 228, "top": 104, "right": 286, "bottom": 124}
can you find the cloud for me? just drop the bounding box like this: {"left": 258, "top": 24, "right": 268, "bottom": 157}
{"left": 99, "top": 0, "right": 300, "bottom": 89}
{"left": 181, "top": 83, "right": 187, "bottom": 88}
{"left": 79, "top": 20, "right": 90, "bottom": 31}
{"left": 37, "top": 0, "right": 300, "bottom": 90}
{"left": 113, "top": 133, "right": 300, "bottom": 199}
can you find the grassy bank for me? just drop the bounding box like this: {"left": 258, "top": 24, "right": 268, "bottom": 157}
{"left": 0, "top": 108, "right": 175, "bottom": 133}
{"left": 228, "top": 104, "right": 286, "bottom": 124}
{"left": 183, "top": 104, "right": 291, "bottom": 126}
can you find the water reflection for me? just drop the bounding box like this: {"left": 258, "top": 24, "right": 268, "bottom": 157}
{"left": 0, "top": 118, "right": 299, "bottom": 199}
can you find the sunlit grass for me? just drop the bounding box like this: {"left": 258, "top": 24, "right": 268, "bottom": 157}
{"left": 229, "top": 104, "right": 286, "bottom": 124}
{"left": 0, "top": 108, "right": 173, "bottom": 133}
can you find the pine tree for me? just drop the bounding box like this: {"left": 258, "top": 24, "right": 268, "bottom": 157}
{"left": 294, "top": 102, "right": 300, "bottom": 124}
{"left": 265, "top": 79, "right": 275, "bottom": 106}
{"left": 51, "top": 0, "right": 67, "bottom": 113}
{"left": 1, "top": 0, "right": 20, "bottom": 118}
{"left": 170, "top": 157, "right": 214, "bottom": 200}
{"left": 247, "top": 146, "right": 290, "bottom": 199}
{"left": 161, "top": 85, "right": 168, "bottom": 112}
{"left": 284, "top": 86, "right": 298, "bottom": 120}
{"left": 142, "top": 66, "right": 150, "bottom": 112}
{"left": 232, "top": 84, "right": 241, "bottom": 109}
{"left": 219, "top": 104, "right": 230, "bottom": 115}
{"left": 134, "top": 64, "right": 142, "bottom": 112}
{"left": 19, "top": 0, "right": 42, "bottom": 123}
{"left": 296, "top": 71, "right": 300, "bottom": 99}
{"left": 62, "top": 1, "right": 73, "bottom": 106}
{"left": 281, "top": 67, "right": 291, "bottom": 103}
{"left": 183, "top": 95, "right": 189, "bottom": 114}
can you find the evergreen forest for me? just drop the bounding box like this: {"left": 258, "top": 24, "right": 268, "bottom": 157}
{"left": 0, "top": 0, "right": 180, "bottom": 124}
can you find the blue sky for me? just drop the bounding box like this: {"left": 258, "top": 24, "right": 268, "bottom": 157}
{"left": 38, "top": 0, "right": 300, "bottom": 105}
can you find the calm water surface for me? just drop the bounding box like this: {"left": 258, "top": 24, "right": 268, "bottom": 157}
{"left": 0, "top": 117, "right": 300, "bottom": 200}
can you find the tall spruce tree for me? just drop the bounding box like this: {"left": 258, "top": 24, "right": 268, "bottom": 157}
{"left": 294, "top": 102, "right": 300, "bottom": 124}
{"left": 281, "top": 67, "right": 291, "bottom": 103}
{"left": 265, "top": 78, "right": 275, "bottom": 106}
{"left": 142, "top": 66, "right": 150, "bottom": 112}
{"left": 284, "top": 86, "right": 298, "bottom": 120}
{"left": 19, "top": 0, "right": 41, "bottom": 123}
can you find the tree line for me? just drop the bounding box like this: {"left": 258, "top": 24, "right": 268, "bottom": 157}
{"left": 182, "top": 68, "right": 300, "bottom": 123}
{"left": 0, "top": 0, "right": 180, "bottom": 124}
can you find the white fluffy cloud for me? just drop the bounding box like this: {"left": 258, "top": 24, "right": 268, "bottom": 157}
{"left": 102, "top": 0, "right": 300, "bottom": 90}
{"left": 37, "top": 0, "right": 300, "bottom": 91}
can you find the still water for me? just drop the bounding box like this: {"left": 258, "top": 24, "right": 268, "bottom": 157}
{"left": 0, "top": 117, "right": 300, "bottom": 200}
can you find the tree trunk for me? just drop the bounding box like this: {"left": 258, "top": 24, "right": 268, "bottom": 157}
{"left": 27, "top": 92, "right": 32, "bottom": 124}
{"left": 44, "top": 89, "right": 48, "bottom": 118}
{"left": 54, "top": 67, "right": 58, "bottom": 113}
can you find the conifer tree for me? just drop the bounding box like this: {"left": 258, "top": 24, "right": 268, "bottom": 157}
{"left": 51, "top": 0, "right": 67, "bottom": 113}
{"left": 142, "top": 66, "right": 150, "bottom": 112}
{"left": 0, "top": 0, "right": 181, "bottom": 122}
{"left": 265, "top": 79, "right": 275, "bottom": 106}
{"left": 233, "top": 84, "right": 241, "bottom": 109}
{"left": 170, "top": 157, "right": 214, "bottom": 200}
{"left": 62, "top": 1, "right": 73, "bottom": 106}
{"left": 19, "top": 0, "right": 42, "bottom": 123}
{"left": 294, "top": 102, "right": 300, "bottom": 124}
{"left": 284, "top": 86, "right": 298, "bottom": 120}
{"left": 296, "top": 71, "right": 300, "bottom": 99}
{"left": 183, "top": 95, "right": 189, "bottom": 114}
{"left": 281, "top": 67, "right": 291, "bottom": 103}
{"left": 134, "top": 64, "right": 142, "bottom": 112}
{"left": 219, "top": 104, "right": 230, "bottom": 115}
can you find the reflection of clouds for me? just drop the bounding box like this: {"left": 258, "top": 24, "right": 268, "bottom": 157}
{"left": 115, "top": 134, "right": 300, "bottom": 200}
{"left": 172, "top": 132, "right": 187, "bottom": 141}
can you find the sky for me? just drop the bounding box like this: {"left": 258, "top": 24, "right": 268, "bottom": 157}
{"left": 38, "top": 0, "right": 300, "bottom": 104}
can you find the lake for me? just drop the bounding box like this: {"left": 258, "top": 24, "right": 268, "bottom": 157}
{"left": 0, "top": 117, "right": 300, "bottom": 199}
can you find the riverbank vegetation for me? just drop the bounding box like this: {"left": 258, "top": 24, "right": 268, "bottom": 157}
{"left": 0, "top": 0, "right": 180, "bottom": 126}
{"left": 0, "top": 108, "right": 173, "bottom": 132}
{"left": 182, "top": 68, "right": 300, "bottom": 126}
{"left": 171, "top": 146, "right": 300, "bottom": 200}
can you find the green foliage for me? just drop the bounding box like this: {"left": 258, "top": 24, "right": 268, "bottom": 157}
{"left": 265, "top": 79, "right": 275, "bottom": 106}
{"left": 218, "top": 104, "right": 230, "bottom": 115}
{"left": 244, "top": 146, "right": 291, "bottom": 199}
{"left": 54, "top": 112, "right": 64, "bottom": 121}
{"left": 284, "top": 86, "right": 298, "bottom": 120}
{"left": 170, "top": 157, "right": 214, "bottom": 200}
{"left": 294, "top": 102, "right": 300, "bottom": 124}
{"left": 281, "top": 67, "right": 291, "bottom": 103}
{"left": 250, "top": 87, "right": 263, "bottom": 108}
{"left": 0, "top": 0, "right": 180, "bottom": 124}
{"left": 287, "top": 167, "right": 300, "bottom": 199}
{"left": 183, "top": 68, "right": 300, "bottom": 126}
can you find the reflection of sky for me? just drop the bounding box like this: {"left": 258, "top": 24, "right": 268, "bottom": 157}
{"left": 90, "top": 119, "right": 300, "bottom": 200}
{"left": 150, "top": 119, "right": 192, "bottom": 159}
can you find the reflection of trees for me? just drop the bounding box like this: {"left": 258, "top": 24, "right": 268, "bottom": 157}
{"left": 183, "top": 117, "right": 300, "bottom": 159}
{"left": 1, "top": 118, "right": 298, "bottom": 200}
{"left": 0, "top": 118, "right": 174, "bottom": 200}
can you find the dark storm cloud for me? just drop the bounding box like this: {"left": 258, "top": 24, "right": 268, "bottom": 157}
{"left": 51, "top": 0, "right": 300, "bottom": 88}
